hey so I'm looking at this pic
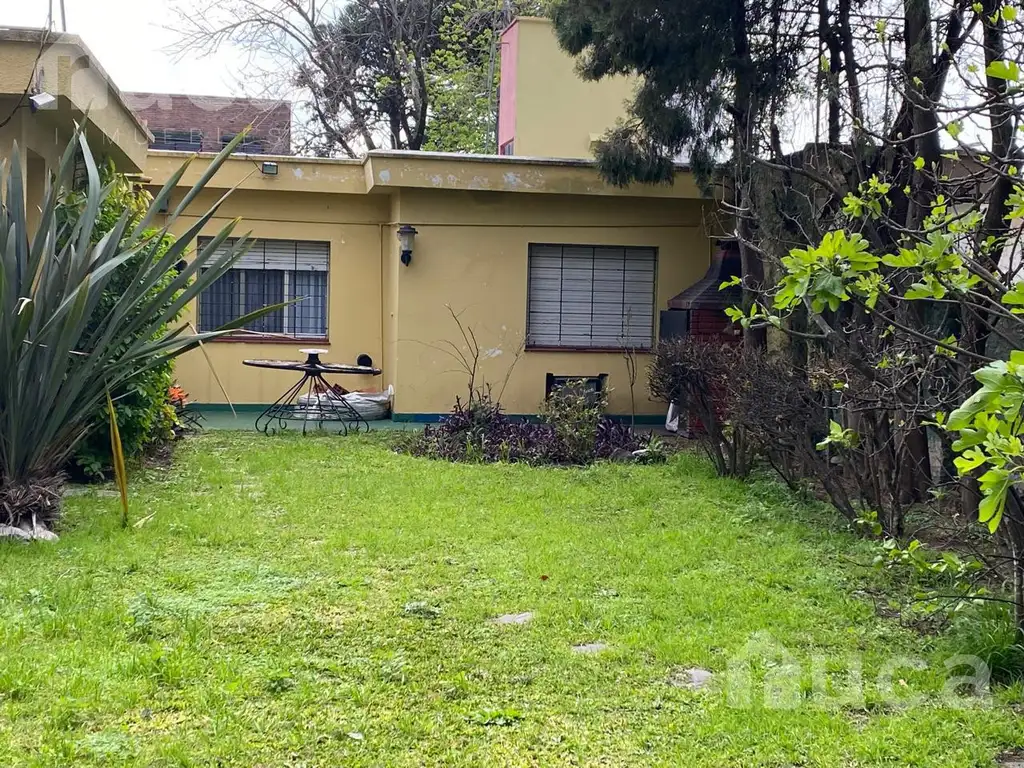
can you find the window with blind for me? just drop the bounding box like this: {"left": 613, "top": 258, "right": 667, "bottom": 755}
{"left": 527, "top": 244, "right": 656, "bottom": 349}
{"left": 197, "top": 238, "right": 329, "bottom": 339}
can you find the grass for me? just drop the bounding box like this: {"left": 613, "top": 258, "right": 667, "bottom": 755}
{"left": 0, "top": 433, "right": 1021, "bottom": 767}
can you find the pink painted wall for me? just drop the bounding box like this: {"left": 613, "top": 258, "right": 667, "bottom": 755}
{"left": 497, "top": 21, "right": 519, "bottom": 152}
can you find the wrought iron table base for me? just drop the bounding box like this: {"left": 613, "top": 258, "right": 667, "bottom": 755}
{"left": 255, "top": 372, "right": 370, "bottom": 435}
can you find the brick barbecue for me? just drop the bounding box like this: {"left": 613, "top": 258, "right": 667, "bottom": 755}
{"left": 661, "top": 239, "right": 742, "bottom": 343}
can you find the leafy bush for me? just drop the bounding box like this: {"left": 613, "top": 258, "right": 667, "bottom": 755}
{"left": 71, "top": 373, "right": 179, "bottom": 481}
{"left": 650, "top": 338, "right": 864, "bottom": 512}
{"left": 596, "top": 419, "right": 645, "bottom": 460}
{"left": 541, "top": 381, "right": 606, "bottom": 464}
{"left": 649, "top": 338, "right": 749, "bottom": 476}
{"left": 60, "top": 165, "right": 182, "bottom": 481}
{"left": 725, "top": 350, "right": 860, "bottom": 516}
{"left": 651, "top": 339, "right": 888, "bottom": 531}
{"left": 405, "top": 385, "right": 649, "bottom": 465}
{"left": 409, "top": 395, "right": 554, "bottom": 464}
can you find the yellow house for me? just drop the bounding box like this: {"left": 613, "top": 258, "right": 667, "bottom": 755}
{"left": 144, "top": 150, "right": 713, "bottom": 419}
{"left": 2, "top": 20, "right": 719, "bottom": 422}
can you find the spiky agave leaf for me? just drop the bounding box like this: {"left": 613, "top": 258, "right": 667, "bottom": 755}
{"left": 106, "top": 389, "right": 129, "bottom": 528}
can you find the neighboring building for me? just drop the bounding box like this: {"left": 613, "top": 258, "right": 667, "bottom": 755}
{"left": 2, "top": 19, "right": 720, "bottom": 421}
{"left": 498, "top": 17, "right": 637, "bottom": 159}
{"left": 123, "top": 92, "right": 292, "bottom": 155}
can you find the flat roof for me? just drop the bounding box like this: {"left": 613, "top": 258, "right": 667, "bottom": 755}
{"left": 147, "top": 149, "right": 363, "bottom": 166}
{"left": 143, "top": 147, "right": 701, "bottom": 199}
{"left": 147, "top": 147, "right": 690, "bottom": 172}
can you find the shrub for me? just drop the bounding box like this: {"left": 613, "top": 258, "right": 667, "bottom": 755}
{"left": 411, "top": 394, "right": 556, "bottom": 464}
{"left": 405, "top": 386, "right": 647, "bottom": 466}
{"left": 650, "top": 339, "right": 863, "bottom": 514}
{"left": 71, "top": 371, "right": 179, "bottom": 481}
{"left": 596, "top": 418, "right": 643, "bottom": 459}
{"left": 649, "top": 338, "right": 749, "bottom": 476}
{"left": 941, "top": 603, "right": 1024, "bottom": 685}
{"left": 724, "top": 351, "right": 856, "bottom": 515}
{"left": 541, "top": 381, "right": 607, "bottom": 464}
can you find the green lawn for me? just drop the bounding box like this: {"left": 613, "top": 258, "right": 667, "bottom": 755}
{"left": 0, "top": 434, "right": 1021, "bottom": 766}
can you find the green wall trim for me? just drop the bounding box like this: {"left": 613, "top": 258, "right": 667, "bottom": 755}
{"left": 190, "top": 405, "right": 664, "bottom": 427}
{"left": 187, "top": 404, "right": 268, "bottom": 415}
{"left": 391, "top": 412, "right": 665, "bottom": 426}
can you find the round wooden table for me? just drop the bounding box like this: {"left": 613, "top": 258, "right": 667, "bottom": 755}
{"left": 243, "top": 349, "right": 382, "bottom": 434}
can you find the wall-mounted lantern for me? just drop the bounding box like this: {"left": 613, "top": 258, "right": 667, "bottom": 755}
{"left": 397, "top": 224, "right": 418, "bottom": 266}
{"left": 260, "top": 161, "right": 279, "bottom": 176}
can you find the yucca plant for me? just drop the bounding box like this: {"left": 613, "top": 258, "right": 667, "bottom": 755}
{"left": 0, "top": 129, "right": 266, "bottom": 530}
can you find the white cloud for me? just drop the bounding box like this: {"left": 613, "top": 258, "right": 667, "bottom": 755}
{"left": 1, "top": 0, "right": 244, "bottom": 96}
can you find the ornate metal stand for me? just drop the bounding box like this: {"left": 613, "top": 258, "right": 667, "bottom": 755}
{"left": 243, "top": 349, "right": 382, "bottom": 435}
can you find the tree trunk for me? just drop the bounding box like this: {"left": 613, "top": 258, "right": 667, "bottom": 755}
{"left": 818, "top": 0, "right": 841, "bottom": 145}
{"left": 979, "top": 1, "right": 1017, "bottom": 260}
{"left": 1004, "top": 488, "right": 1024, "bottom": 637}
{"left": 1014, "top": 541, "right": 1024, "bottom": 638}
{"left": 901, "top": 423, "right": 932, "bottom": 504}
{"left": 904, "top": 0, "right": 942, "bottom": 230}
{"left": 732, "top": 0, "right": 766, "bottom": 351}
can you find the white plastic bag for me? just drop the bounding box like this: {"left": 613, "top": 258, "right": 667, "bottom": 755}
{"left": 665, "top": 402, "right": 680, "bottom": 433}
{"left": 343, "top": 386, "right": 393, "bottom": 421}
{"left": 297, "top": 385, "right": 393, "bottom": 421}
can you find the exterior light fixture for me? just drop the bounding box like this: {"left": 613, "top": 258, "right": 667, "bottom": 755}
{"left": 397, "top": 224, "right": 418, "bottom": 266}
{"left": 260, "top": 161, "right": 279, "bottom": 176}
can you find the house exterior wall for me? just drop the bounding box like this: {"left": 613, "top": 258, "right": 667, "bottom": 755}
{"left": 166, "top": 188, "right": 388, "bottom": 404}
{"left": 0, "top": 103, "right": 80, "bottom": 219}
{"left": 5, "top": 21, "right": 716, "bottom": 422}
{"left": 144, "top": 151, "right": 368, "bottom": 195}
{"left": 498, "top": 18, "right": 637, "bottom": 160}
{"left": 0, "top": 97, "right": 62, "bottom": 155}
{"left": 382, "top": 196, "right": 404, "bottom": 407}
{"left": 150, "top": 151, "right": 713, "bottom": 418}
{"left": 0, "top": 32, "right": 150, "bottom": 171}
{"left": 2, "top": 103, "right": 125, "bottom": 239}
{"left": 363, "top": 151, "right": 703, "bottom": 198}
{"left": 388, "top": 188, "right": 712, "bottom": 417}
{"left": 0, "top": 99, "right": 35, "bottom": 195}
{"left": 1, "top": 28, "right": 152, "bottom": 217}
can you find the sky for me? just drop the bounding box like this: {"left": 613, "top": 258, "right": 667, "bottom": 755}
{"left": 0, "top": 0, "right": 244, "bottom": 96}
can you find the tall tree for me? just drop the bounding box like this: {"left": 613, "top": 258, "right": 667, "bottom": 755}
{"left": 171, "top": 0, "right": 545, "bottom": 156}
